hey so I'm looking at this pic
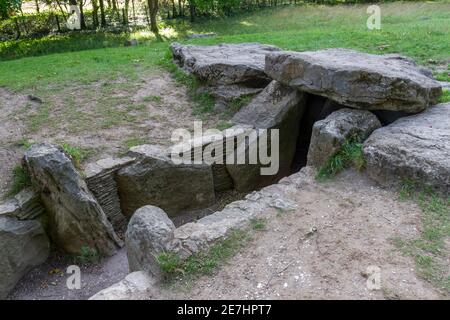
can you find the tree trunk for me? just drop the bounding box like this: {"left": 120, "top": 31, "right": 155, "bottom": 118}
{"left": 147, "top": 0, "right": 159, "bottom": 34}
{"left": 92, "top": 0, "right": 99, "bottom": 28}
{"left": 99, "top": 0, "right": 107, "bottom": 27}
{"left": 188, "top": 0, "right": 195, "bottom": 22}
{"left": 35, "top": 0, "right": 40, "bottom": 13}
{"left": 79, "top": 0, "right": 87, "bottom": 30}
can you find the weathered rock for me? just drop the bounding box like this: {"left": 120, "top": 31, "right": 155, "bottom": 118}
{"left": 23, "top": 143, "right": 122, "bottom": 256}
{"left": 126, "top": 206, "right": 175, "bottom": 276}
{"left": 228, "top": 81, "right": 307, "bottom": 191}
{"left": 89, "top": 271, "right": 159, "bottom": 300}
{"left": 14, "top": 188, "right": 45, "bottom": 220}
{"left": 171, "top": 42, "right": 281, "bottom": 87}
{"left": 187, "top": 32, "right": 217, "bottom": 39}
{"left": 307, "top": 108, "right": 381, "bottom": 167}
{"left": 0, "top": 216, "right": 49, "bottom": 299}
{"left": 0, "top": 188, "right": 45, "bottom": 221}
{"left": 117, "top": 146, "right": 216, "bottom": 217}
{"left": 207, "top": 85, "right": 263, "bottom": 102}
{"left": 85, "top": 157, "right": 135, "bottom": 231}
{"left": 364, "top": 103, "right": 450, "bottom": 193}
{"left": 266, "top": 48, "right": 442, "bottom": 112}
{"left": 0, "top": 199, "right": 20, "bottom": 218}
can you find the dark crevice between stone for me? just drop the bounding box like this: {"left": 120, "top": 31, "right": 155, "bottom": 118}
{"left": 291, "top": 94, "right": 344, "bottom": 173}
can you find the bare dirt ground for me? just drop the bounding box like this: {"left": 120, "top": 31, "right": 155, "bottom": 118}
{"left": 0, "top": 70, "right": 221, "bottom": 199}
{"left": 156, "top": 170, "right": 445, "bottom": 300}
{"left": 8, "top": 169, "right": 446, "bottom": 300}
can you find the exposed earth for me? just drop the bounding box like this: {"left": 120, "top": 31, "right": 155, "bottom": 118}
{"left": 8, "top": 169, "right": 446, "bottom": 300}
{"left": 0, "top": 71, "right": 222, "bottom": 199}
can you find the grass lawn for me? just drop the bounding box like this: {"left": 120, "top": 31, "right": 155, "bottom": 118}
{"left": 0, "top": 2, "right": 449, "bottom": 90}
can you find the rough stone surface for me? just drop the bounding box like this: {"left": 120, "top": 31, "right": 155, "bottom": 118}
{"left": 85, "top": 157, "right": 135, "bottom": 230}
{"left": 364, "top": 103, "right": 450, "bottom": 193}
{"left": 0, "top": 216, "right": 49, "bottom": 299}
{"left": 167, "top": 168, "right": 308, "bottom": 259}
{"left": 125, "top": 206, "right": 176, "bottom": 276}
{"left": 23, "top": 143, "right": 122, "bottom": 256}
{"left": 117, "top": 148, "right": 216, "bottom": 217}
{"left": 89, "top": 271, "right": 159, "bottom": 300}
{"left": 171, "top": 42, "right": 281, "bottom": 87}
{"left": 307, "top": 108, "right": 381, "bottom": 167}
{"left": 266, "top": 48, "right": 442, "bottom": 112}
{"left": 228, "top": 81, "right": 307, "bottom": 191}
{"left": 0, "top": 188, "right": 45, "bottom": 221}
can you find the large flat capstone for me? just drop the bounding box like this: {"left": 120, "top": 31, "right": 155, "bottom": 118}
{"left": 364, "top": 103, "right": 450, "bottom": 193}
{"left": 170, "top": 42, "right": 281, "bottom": 87}
{"left": 265, "top": 49, "right": 442, "bottom": 112}
{"left": 23, "top": 143, "right": 123, "bottom": 256}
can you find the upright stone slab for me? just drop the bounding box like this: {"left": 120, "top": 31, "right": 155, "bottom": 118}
{"left": 364, "top": 103, "right": 450, "bottom": 193}
{"left": 85, "top": 157, "right": 135, "bottom": 231}
{"left": 0, "top": 216, "right": 49, "bottom": 299}
{"left": 307, "top": 108, "right": 381, "bottom": 167}
{"left": 228, "top": 81, "right": 307, "bottom": 192}
{"left": 125, "top": 206, "right": 176, "bottom": 276}
{"left": 117, "top": 146, "right": 216, "bottom": 218}
{"left": 266, "top": 48, "right": 442, "bottom": 112}
{"left": 171, "top": 42, "right": 281, "bottom": 87}
{"left": 23, "top": 143, "right": 122, "bottom": 256}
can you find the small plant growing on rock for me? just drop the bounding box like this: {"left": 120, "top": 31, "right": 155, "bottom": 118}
{"left": 74, "top": 246, "right": 100, "bottom": 265}
{"left": 8, "top": 165, "right": 31, "bottom": 196}
{"left": 155, "top": 252, "right": 182, "bottom": 275}
{"left": 250, "top": 218, "right": 267, "bottom": 231}
{"left": 60, "top": 143, "right": 90, "bottom": 168}
{"left": 316, "top": 136, "right": 365, "bottom": 181}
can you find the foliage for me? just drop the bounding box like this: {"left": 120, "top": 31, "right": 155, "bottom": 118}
{"left": 438, "top": 89, "right": 450, "bottom": 104}
{"left": 316, "top": 135, "right": 365, "bottom": 181}
{"left": 74, "top": 246, "right": 100, "bottom": 265}
{"left": 156, "top": 229, "right": 250, "bottom": 279}
{"left": 60, "top": 143, "right": 91, "bottom": 168}
{"left": 0, "top": 0, "right": 21, "bottom": 20}
{"left": 8, "top": 165, "right": 31, "bottom": 196}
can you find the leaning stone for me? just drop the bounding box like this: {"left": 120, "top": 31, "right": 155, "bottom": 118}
{"left": 364, "top": 103, "right": 450, "bottom": 193}
{"left": 125, "top": 206, "right": 176, "bottom": 276}
{"left": 266, "top": 48, "right": 442, "bottom": 112}
{"left": 117, "top": 147, "right": 216, "bottom": 217}
{"left": 0, "top": 216, "right": 49, "bottom": 299}
{"left": 170, "top": 42, "right": 281, "bottom": 87}
{"left": 307, "top": 108, "right": 381, "bottom": 167}
{"left": 89, "top": 271, "right": 159, "bottom": 300}
{"left": 228, "top": 81, "right": 307, "bottom": 191}
{"left": 23, "top": 143, "right": 122, "bottom": 256}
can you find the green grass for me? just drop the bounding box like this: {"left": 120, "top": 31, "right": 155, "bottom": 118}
{"left": 157, "top": 50, "right": 215, "bottom": 116}
{"left": 8, "top": 165, "right": 32, "bottom": 196}
{"left": 74, "top": 246, "right": 100, "bottom": 265}
{"left": 60, "top": 143, "right": 92, "bottom": 168}
{"left": 250, "top": 218, "right": 268, "bottom": 231}
{"left": 316, "top": 135, "right": 366, "bottom": 181}
{"left": 123, "top": 137, "right": 148, "bottom": 148}
{"left": 1, "top": 2, "right": 448, "bottom": 91}
{"left": 394, "top": 181, "right": 450, "bottom": 295}
{"left": 438, "top": 89, "right": 450, "bottom": 103}
{"left": 143, "top": 95, "right": 162, "bottom": 103}
{"left": 156, "top": 229, "right": 251, "bottom": 280}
